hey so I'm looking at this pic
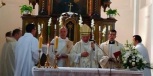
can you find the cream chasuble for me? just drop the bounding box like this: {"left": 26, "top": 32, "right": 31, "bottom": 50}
{"left": 99, "top": 40, "right": 124, "bottom": 68}
{"left": 49, "top": 37, "right": 73, "bottom": 67}
{"left": 70, "top": 40, "right": 103, "bottom": 68}
{"left": 0, "top": 37, "right": 16, "bottom": 76}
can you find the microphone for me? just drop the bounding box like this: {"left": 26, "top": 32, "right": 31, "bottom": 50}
{"left": 89, "top": 39, "right": 95, "bottom": 43}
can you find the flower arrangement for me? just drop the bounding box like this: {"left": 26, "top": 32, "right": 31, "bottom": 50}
{"left": 121, "top": 41, "right": 147, "bottom": 70}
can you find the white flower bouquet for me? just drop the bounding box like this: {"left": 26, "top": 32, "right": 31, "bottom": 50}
{"left": 121, "top": 41, "right": 147, "bottom": 70}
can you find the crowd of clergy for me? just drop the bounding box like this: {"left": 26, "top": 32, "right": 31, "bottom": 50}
{"left": 0, "top": 23, "right": 151, "bottom": 76}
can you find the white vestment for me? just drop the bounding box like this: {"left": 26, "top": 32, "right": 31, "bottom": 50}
{"left": 0, "top": 37, "right": 16, "bottom": 76}
{"left": 99, "top": 40, "right": 124, "bottom": 68}
{"left": 70, "top": 40, "right": 103, "bottom": 68}
{"left": 49, "top": 37, "right": 73, "bottom": 67}
{"left": 14, "top": 33, "right": 40, "bottom": 76}
{"left": 135, "top": 43, "right": 151, "bottom": 76}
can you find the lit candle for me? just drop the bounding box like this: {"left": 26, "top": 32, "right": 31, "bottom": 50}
{"left": 38, "top": 35, "right": 43, "bottom": 49}
{"left": 54, "top": 36, "right": 58, "bottom": 49}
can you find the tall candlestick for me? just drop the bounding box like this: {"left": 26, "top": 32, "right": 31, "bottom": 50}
{"left": 54, "top": 36, "right": 58, "bottom": 49}
{"left": 38, "top": 35, "right": 43, "bottom": 49}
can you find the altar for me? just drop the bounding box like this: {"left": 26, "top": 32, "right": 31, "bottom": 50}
{"left": 32, "top": 67, "right": 143, "bottom": 76}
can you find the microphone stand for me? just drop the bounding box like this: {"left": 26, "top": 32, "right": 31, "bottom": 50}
{"left": 91, "top": 41, "right": 100, "bottom": 76}
{"left": 109, "top": 45, "right": 112, "bottom": 76}
{"left": 91, "top": 40, "right": 112, "bottom": 76}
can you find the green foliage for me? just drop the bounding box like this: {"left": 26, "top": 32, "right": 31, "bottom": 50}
{"left": 20, "top": 5, "right": 33, "bottom": 14}
{"left": 106, "top": 8, "right": 119, "bottom": 16}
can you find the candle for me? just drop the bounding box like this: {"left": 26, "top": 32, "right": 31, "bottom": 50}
{"left": 48, "top": 17, "right": 51, "bottom": 36}
{"left": 91, "top": 19, "right": 94, "bottom": 28}
{"left": 48, "top": 26, "right": 50, "bottom": 36}
{"left": 54, "top": 36, "right": 58, "bottom": 49}
{"left": 99, "top": 26, "right": 101, "bottom": 31}
{"left": 54, "top": 24, "right": 56, "bottom": 29}
{"left": 38, "top": 24, "right": 41, "bottom": 34}
{"left": 108, "top": 26, "right": 110, "bottom": 30}
{"left": 41, "top": 24, "right": 43, "bottom": 29}
{"left": 47, "top": 43, "right": 49, "bottom": 54}
{"left": 38, "top": 35, "right": 43, "bottom": 49}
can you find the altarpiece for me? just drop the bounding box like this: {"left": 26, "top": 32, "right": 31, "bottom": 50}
{"left": 22, "top": 0, "right": 117, "bottom": 44}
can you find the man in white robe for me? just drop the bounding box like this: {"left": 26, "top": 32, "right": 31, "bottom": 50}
{"left": 0, "top": 29, "right": 22, "bottom": 76}
{"left": 133, "top": 35, "right": 151, "bottom": 76}
{"left": 14, "top": 24, "right": 41, "bottom": 76}
{"left": 49, "top": 26, "right": 73, "bottom": 67}
{"left": 100, "top": 30, "right": 124, "bottom": 68}
{"left": 70, "top": 24, "right": 103, "bottom": 68}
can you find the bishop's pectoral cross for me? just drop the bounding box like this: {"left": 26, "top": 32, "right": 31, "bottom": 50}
{"left": 68, "top": 3, "right": 73, "bottom": 12}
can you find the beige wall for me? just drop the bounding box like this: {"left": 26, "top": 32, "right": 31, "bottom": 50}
{"left": 104, "top": 0, "right": 134, "bottom": 44}
{"left": 0, "top": 0, "right": 34, "bottom": 55}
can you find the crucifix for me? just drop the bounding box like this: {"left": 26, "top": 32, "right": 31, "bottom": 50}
{"left": 68, "top": 3, "right": 73, "bottom": 12}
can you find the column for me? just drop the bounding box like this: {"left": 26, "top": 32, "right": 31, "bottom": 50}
{"left": 133, "top": 0, "right": 139, "bottom": 35}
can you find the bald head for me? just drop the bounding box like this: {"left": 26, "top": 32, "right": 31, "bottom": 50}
{"left": 59, "top": 26, "right": 67, "bottom": 39}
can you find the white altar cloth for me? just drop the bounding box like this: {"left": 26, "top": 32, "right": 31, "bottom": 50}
{"left": 32, "top": 67, "right": 143, "bottom": 76}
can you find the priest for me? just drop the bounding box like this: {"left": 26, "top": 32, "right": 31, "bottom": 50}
{"left": 49, "top": 26, "right": 73, "bottom": 67}
{"left": 70, "top": 24, "right": 103, "bottom": 68}
{"left": 14, "top": 24, "right": 41, "bottom": 76}
{"left": 0, "top": 29, "right": 22, "bottom": 76}
{"left": 99, "top": 29, "right": 124, "bottom": 68}
{"left": 133, "top": 35, "right": 151, "bottom": 76}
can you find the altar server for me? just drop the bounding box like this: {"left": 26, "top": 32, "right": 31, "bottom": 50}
{"left": 133, "top": 35, "right": 151, "bottom": 76}
{"left": 99, "top": 29, "right": 124, "bottom": 68}
{"left": 70, "top": 24, "right": 103, "bottom": 68}
{"left": 14, "top": 24, "right": 41, "bottom": 76}
{"left": 0, "top": 29, "right": 21, "bottom": 76}
{"left": 49, "top": 26, "right": 73, "bottom": 67}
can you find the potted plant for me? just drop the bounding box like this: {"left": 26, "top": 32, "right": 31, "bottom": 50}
{"left": 106, "top": 8, "right": 119, "bottom": 18}
{"left": 20, "top": 5, "right": 33, "bottom": 15}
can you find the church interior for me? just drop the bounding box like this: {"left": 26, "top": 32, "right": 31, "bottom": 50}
{"left": 0, "top": 0, "right": 153, "bottom": 75}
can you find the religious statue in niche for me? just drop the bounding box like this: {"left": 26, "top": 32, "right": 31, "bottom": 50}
{"left": 52, "top": 0, "right": 87, "bottom": 15}
{"left": 66, "top": 21, "right": 74, "bottom": 41}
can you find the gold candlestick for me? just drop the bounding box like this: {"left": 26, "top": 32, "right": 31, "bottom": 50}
{"left": 53, "top": 50, "right": 58, "bottom": 69}
{"left": 45, "top": 54, "right": 51, "bottom": 68}
{"left": 37, "top": 50, "right": 41, "bottom": 68}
